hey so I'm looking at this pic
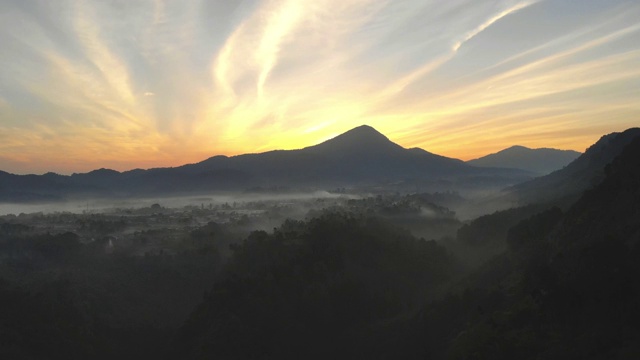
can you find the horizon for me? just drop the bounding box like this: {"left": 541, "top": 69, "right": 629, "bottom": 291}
{"left": 0, "top": 124, "right": 600, "bottom": 176}
{"left": 1, "top": 0, "right": 639, "bottom": 174}
{"left": 0, "top": 123, "right": 592, "bottom": 176}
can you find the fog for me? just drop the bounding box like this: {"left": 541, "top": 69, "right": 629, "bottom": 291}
{"left": 0, "top": 190, "right": 359, "bottom": 216}
{"left": 2, "top": 168, "right": 631, "bottom": 359}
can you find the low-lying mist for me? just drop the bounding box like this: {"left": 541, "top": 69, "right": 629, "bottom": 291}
{"left": 0, "top": 186, "right": 545, "bottom": 359}
{"left": 0, "top": 190, "right": 359, "bottom": 216}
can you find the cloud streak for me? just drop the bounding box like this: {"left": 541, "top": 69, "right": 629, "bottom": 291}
{"left": 0, "top": 0, "right": 638, "bottom": 174}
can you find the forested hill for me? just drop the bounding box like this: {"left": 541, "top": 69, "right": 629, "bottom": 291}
{"left": 171, "top": 213, "right": 456, "bottom": 359}
{"left": 414, "top": 133, "right": 640, "bottom": 359}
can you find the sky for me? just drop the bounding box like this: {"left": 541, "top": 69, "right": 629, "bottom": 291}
{"left": 0, "top": 0, "right": 639, "bottom": 174}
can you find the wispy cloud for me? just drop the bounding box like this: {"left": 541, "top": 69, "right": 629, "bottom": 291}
{"left": 377, "top": 0, "right": 540, "bottom": 102}
{"left": 452, "top": 0, "right": 539, "bottom": 52}
{"left": 0, "top": 0, "right": 639, "bottom": 173}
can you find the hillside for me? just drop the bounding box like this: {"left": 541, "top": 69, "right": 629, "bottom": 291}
{"left": 171, "top": 213, "right": 455, "bottom": 359}
{"left": 416, "top": 130, "right": 640, "bottom": 360}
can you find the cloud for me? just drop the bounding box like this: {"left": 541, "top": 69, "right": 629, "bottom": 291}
{"left": 452, "top": 0, "right": 540, "bottom": 52}
{"left": 377, "top": 0, "right": 540, "bottom": 100}
{"left": 0, "top": 0, "right": 639, "bottom": 173}
{"left": 72, "top": 0, "right": 135, "bottom": 105}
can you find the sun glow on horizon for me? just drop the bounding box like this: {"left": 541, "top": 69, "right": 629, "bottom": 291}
{"left": 0, "top": 0, "right": 639, "bottom": 174}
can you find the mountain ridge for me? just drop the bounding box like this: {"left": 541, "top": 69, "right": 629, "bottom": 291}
{"left": 180, "top": 125, "right": 484, "bottom": 185}
{"left": 0, "top": 125, "right": 538, "bottom": 201}
{"left": 467, "top": 145, "right": 581, "bottom": 175}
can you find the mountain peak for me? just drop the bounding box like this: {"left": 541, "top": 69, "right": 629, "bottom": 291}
{"left": 306, "top": 125, "right": 402, "bottom": 155}
{"left": 333, "top": 125, "right": 390, "bottom": 142}
{"left": 345, "top": 124, "right": 382, "bottom": 134}
{"left": 505, "top": 145, "right": 530, "bottom": 151}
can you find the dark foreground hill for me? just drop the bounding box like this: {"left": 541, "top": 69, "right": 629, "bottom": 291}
{"left": 451, "top": 128, "right": 640, "bottom": 268}
{"left": 0, "top": 126, "right": 530, "bottom": 201}
{"left": 414, "top": 130, "right": 640, "bottom": 360}
{"left": 467, "top": 145, "right": 581, "bottom": 175}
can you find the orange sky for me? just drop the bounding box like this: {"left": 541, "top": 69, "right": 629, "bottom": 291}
{"left": 0, "top": 0, "right": 639, "bottom": 174}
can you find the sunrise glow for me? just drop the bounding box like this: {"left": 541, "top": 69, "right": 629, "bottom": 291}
{"left": 1, "top": 0, "right": 639, "bottom": 174}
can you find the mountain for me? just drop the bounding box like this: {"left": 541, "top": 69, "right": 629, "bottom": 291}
{"left": 408, "top": 129, "right": 640, "bottom": 360}
{"left": 507, "top": 127, "right": 640, "bottom": 206}
{"left": 305, "top": 125, "right": 404, "bottom": 155}
{"left": 555, "top": 133, "right": 640, "bottom": 251}
{"left": 0, "top": 126, "right": 532, "bottom": 201}
{"left": 183, "top": 125, "right": 471, "bottom": 183}
{"left": 431, "top": 127, "right": 640, "bottom": 270}
{"left": 0, "top": 170, "right": 88, "bottom": 202}
{"left": 467, "top": 145, "right": 581, "bottom": 175}
{"left": 184, "top": 125, "right": 478, "bottom": 184}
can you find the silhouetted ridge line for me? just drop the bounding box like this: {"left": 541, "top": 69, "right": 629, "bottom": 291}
{"left": 0, "top": 125, "right": 532, "bottom": 201}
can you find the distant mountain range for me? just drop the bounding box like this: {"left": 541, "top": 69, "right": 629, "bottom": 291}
{"left": 467, "top": 146, "right": 581, "bottom": 175}
{"left": 2, "top": 125, "right": 637, "bottom": 204}
{"left": 0, "top": 125, "right": 531, "bottom": 202}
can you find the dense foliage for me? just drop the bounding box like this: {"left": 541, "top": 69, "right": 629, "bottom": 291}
{"left": 417, "top": 136, "right": 640, "bottom": 359}
{"left": 172, "top": 212, "right": 454, "bottom": 359}
{"left": 0, "top": 223, "right": 222, "bottom": 359}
